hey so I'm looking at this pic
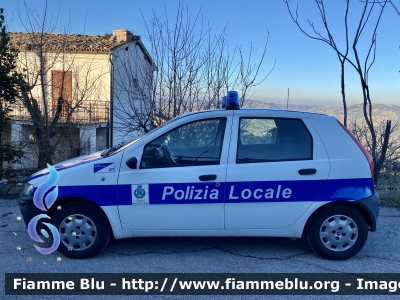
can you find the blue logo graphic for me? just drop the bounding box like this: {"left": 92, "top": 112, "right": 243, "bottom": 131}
{"left": 94, "top": 162, "right": 114, "bottom": 173}
{"left": 134, "top": 185, "right": 146, "bottom": 199}
{"left": 27, "top": 164, "right": 61, "bottom": 254}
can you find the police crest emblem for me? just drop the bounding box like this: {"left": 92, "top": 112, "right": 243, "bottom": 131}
{"left": 134, "top": 185, "right": 146, "bottom": 199}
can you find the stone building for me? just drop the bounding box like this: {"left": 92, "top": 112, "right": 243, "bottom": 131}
{"left": 6, "top": 29, "right": 154, "bottom": 169}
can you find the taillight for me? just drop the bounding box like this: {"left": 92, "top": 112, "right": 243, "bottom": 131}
{"left": 337, "top": 120, "right": 374, "bottom": 183}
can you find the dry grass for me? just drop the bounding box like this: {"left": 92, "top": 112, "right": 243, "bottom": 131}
{"left": 377, "top": 190, "right": 400, "bottom": 207}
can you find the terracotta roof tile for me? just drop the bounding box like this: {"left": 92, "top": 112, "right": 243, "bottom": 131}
{"left": 8, "top": 31, "right": 139, "bottom": 52}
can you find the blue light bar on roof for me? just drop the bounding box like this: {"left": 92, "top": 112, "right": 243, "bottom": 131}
{"left": 225, "top": 91, "right": 240, "bottom": 110}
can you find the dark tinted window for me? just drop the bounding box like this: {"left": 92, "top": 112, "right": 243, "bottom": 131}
{"left": 237, "top": 118, "right": 312, "bottom": 163}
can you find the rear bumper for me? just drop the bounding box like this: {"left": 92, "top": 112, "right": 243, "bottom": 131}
{"left": 354, "top": 192, "right": 380, "bottom": 232}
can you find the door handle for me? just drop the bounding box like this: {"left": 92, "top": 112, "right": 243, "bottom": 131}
{"left": 199, "top": 174, "right": 217, "bottom": 181}
{"left": 298, "top": 168, "right": 317, "bottom": 175}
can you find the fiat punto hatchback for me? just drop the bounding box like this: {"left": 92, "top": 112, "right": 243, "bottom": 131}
{"left": 19, "top": 91, "right": 379, "bottom": 260}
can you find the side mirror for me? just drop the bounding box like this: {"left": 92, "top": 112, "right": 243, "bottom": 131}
{"left": 126, "top": 156, "right": 138, "bottom": 169}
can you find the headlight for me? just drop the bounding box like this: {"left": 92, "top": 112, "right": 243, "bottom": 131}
{"left": 23, "top": 183, "right": 34, "bottom": 196}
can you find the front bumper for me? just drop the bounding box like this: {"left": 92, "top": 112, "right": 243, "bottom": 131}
{"left": 19, "top": 192, "right": 45, "bottom": 228}
{"left": 354, "top": 192, "right": 380, "bottom": 232}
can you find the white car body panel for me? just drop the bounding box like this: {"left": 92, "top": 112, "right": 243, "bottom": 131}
{"left": 224, "top": 110, "right": 331, "bottom": 230}
{"left": 306, "top": 114, "right": 371, "bottom": 179}
{"left": 117, "top": 110, "right": 233, "bottom": 230}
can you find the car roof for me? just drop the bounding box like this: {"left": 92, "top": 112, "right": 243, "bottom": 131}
{"left": 238, "top": 108, "right": 328, "bottom": 116}
{"left": 180, "top": 108, "right": 332, "bottom": 118}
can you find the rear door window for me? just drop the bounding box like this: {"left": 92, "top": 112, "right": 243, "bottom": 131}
{"left": 237, "top": 118, "right": 312, "bottom": 163}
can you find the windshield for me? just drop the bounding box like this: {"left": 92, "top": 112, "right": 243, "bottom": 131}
{"left": 102, "top": 115, "right": 185, "bottom": 157}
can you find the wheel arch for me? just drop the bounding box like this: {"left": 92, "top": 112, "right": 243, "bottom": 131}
{"left": 302, "top": 200, "right": 373, "bottom": 238}
{"left": 47, "top": 196, "right": 114, "bottom": 238}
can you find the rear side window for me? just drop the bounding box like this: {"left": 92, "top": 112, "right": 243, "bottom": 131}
{"left": 236, "top": 118, "right": 312, "bottom": 163}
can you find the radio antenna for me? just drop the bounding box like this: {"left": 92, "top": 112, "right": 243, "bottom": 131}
{"left": 286, "top": 88, "right": 289, "bottom": 110}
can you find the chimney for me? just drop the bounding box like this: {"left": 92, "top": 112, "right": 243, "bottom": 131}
{"left": 113, "top": 29, "right": 133, "bottom": 42}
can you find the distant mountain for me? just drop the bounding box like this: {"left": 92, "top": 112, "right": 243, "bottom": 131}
{"left": 245, "top": 101, "right": 400, "bottom": 122}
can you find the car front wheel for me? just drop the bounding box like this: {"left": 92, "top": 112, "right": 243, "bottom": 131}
{"left": 52, "top": 201, "right": 111, "bottom": 259}
{"left": 306, "top": 204, "right": 368, "bottom": 260}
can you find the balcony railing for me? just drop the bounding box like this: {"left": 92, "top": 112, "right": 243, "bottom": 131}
{"left": 8, "top": 100, "right": 109, "bottom": 124}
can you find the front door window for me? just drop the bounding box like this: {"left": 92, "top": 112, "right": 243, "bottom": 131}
{"left": 141, "top": 118, "right": 227, "bottom": 168}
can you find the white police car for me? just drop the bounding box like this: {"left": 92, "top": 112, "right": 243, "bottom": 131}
{"left": 19, "top": 91, "right": 379, "bottom": 260}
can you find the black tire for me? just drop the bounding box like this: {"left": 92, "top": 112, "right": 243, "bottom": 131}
{"left": 51, "top": 201, "right": 111, "bottom": 259}
{"left": 306, "top": 204, "right": 368, "bottom": 260}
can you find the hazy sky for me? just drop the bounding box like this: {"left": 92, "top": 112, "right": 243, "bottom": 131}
{"left": 2, "top": 0, "right": 400, "bottom": 106}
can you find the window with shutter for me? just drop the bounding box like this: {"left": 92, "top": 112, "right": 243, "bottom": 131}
{"left": 51, "top": 70, "right": 72, "bottom": 118}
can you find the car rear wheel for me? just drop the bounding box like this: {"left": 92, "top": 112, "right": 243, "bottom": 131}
{"left": 52, "top": 201, "right": 111, "bottom": 259}
{"left": 306, "top": 204, "right": 368, "bottom": 260}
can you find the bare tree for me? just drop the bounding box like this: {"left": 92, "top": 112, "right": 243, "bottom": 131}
{"left": 284, "top": 0, "right": 350, "bottom": 127}
{"left": 112, "top": 1, "right": 275, "bottom": 140}
{"left": 389, "top": 0, "right": 400, "bottom": 15}
{"left": 238, "top": 36, "right": 276, "bottom": 107}
{"left": 349, "top": 118, "right": 400, "bottom": 185}
{"left": 284, "top": 0, "right": 391, "bottom": 183}
{"left": 11, "top": 0, "right": 110, "bottom": 169}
